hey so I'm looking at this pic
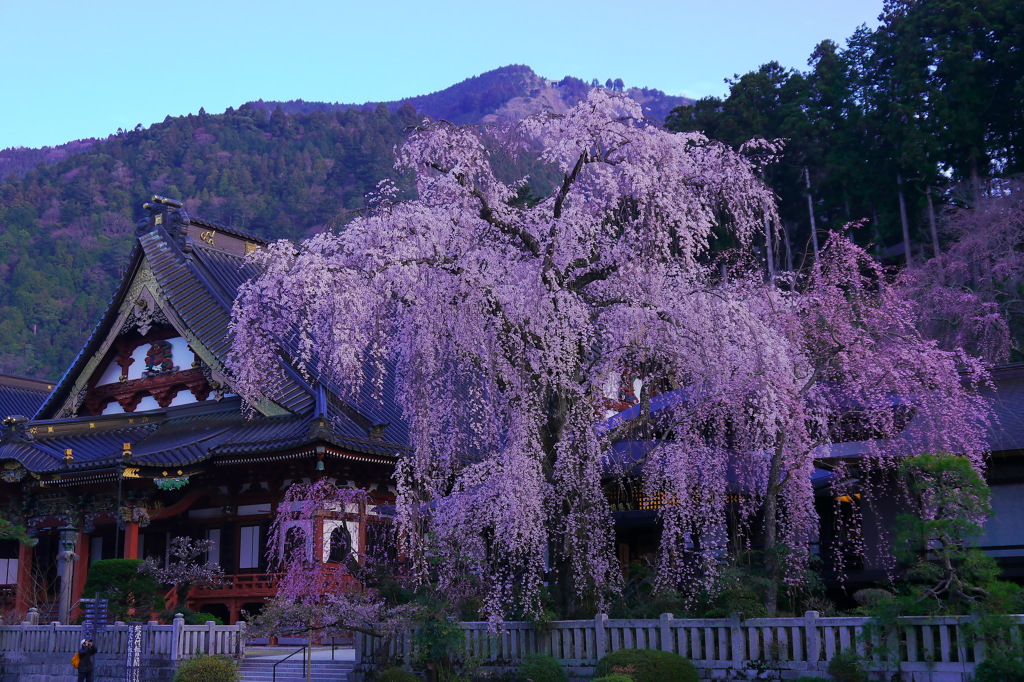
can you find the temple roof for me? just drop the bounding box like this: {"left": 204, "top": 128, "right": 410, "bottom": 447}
{"left": 0, "top": 374, "right": 53, "bottom": 420}
{"left": 0, "top": 197, "right": 409, "bottom": 477}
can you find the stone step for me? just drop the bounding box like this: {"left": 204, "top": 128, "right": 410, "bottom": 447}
{"left": 240, "top": 671, "right": 350, "bottom": 675}
{"left": 241, "top": 663, "right": 354, "bottom": 669}
{"left": 241, "top": 667, "right": 354, "bottom": 673}
{"left": 239, "top": 661, "right": 353, "bottom": 682}
{"left": 241, "top": 667, "right": 354, "bottom": 675}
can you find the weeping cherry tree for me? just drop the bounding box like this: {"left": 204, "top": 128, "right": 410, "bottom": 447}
{"left": 229, "top": 91, "right": 993, "bottom": 618}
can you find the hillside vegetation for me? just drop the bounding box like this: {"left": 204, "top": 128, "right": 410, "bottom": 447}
{"left": 0, "top": 66, "right": 682, "bottom": 379}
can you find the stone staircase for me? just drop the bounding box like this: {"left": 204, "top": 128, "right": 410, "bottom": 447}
{"left": 239, "top": 656, "right": 354, "bottom": 682}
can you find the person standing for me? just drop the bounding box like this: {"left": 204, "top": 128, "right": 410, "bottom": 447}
{"left": 77, "top": 638, "right": 97, "bottom": 682}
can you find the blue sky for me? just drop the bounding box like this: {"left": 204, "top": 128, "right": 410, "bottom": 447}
{"left": 1, "top": 1, "right": 882, "bottom": 150}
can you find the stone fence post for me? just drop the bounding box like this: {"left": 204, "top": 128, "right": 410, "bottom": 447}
{"left": 237, "top": 621, "right": 247, "bottom": 660}
{"left": 659, "top": 613, "right": 673, "bottom": 653}
{"left": 171, "top": 613, "right": 185, "bottom": 662}
{"left": 729, "top": 613, "right": 744, "bottom": 670}
{"left": 804, "top": 611, "right": 820, "bottom": 673}
{"left": 594, "top": 613, "right": 607, "bottom": 660}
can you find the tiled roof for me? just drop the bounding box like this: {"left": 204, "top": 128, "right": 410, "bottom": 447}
{"left": 2, "top": 200, "right": 410, "bottom": 476}
{"left": 985, "top": 363, "right": 1024, "bottom": 453}
{"left": 1, "top": 398, "right": 405, "bottom": 475}
{"left": 0, "top": 422, "right": 157, "bottom": 472}
{"left": 0, "top": 374, "right": 53, "bottom": 419}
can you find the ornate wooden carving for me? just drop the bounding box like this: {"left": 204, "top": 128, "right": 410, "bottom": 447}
{"left": 84, "top": 368, "right": 211, "bottom": 415}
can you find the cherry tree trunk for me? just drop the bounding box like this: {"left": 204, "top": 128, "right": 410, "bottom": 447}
{"left": 762, "top": 446, "right": 787, "bottom": 616}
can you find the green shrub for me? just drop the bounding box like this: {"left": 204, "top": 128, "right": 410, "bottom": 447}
{"left": 173, "top": 654, "right": 240, "bottom": 682}
{"left": 594, "top": 649, "right": 697, "bottom": 682}
{"left": 516, "top": 654, "right": 566, "bottom": 682}
{"left": 376, "top": 668, "right": 419, "bottom": 682}
{"left": 974, "top": 655, "right": 1024, "bottom": 682}
{"left": 82, "top": 558, "right": 163, "bottom": 621}
{"left": 826, "top": 648, "right": 866, "bottom": 682}
{"left": 413, "top": 617, "right": 465, "bottom": 677}
{"left": 592, "top": 675, "right": 634, "bottom": 682}
{"left": 187, "top": 611, "right": 224, "bottom": 625}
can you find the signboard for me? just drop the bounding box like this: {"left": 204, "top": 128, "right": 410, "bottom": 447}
{"left": 80, "top": 597, "right": 109, "bottom": 640}
{"left": 125, "top": 622, "right": 143, "bottom": 682}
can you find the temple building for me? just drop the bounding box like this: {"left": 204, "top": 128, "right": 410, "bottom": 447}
{"left": 0, "top": 197, "right": 407, "bottom": 624}
{"left": 1, "top": 197, "right": 1023, "bottom": 624}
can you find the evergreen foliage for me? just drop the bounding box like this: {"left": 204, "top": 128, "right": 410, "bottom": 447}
{"left": 172, "top": 654, "right": 240, "bottom": 682}
{"left": 594, "top": 649, "right": 697, "bottom": 682}
{"left": 0, "top": 518, "right": 35, "bottom": 545}
{"left": 0, "top": 101, "right": 417, "bottom": 378}
{"left": 973, "top": 655, "right": 1024, "bottom": 682}
{"left": 374, "top": 669, "right": 419, "bottom": 682}
{"left": 82, "top": 558, "right": 163, "bottom": 622}
{"left": 516, "top": 654, "right": 567, "bottom": 682}
{"left": 825, "top": 648, "right": 866, "bottom": 682}
{"left": 666, "top": 0, "right": 1024, "bottom": 272}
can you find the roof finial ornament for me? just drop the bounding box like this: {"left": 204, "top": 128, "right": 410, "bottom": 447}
{"left": 151, "top": 195, "right": 184, "bottom": 208}
{"left": 139, "top": 196, "right": 190, "bottom": 237}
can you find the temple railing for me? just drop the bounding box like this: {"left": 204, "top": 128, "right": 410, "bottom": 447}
{"left": 0, "top": 610, "right": 246, "bottom": 661}
{"left": 355, "top": 611, "right": 1024, "bottom": 681}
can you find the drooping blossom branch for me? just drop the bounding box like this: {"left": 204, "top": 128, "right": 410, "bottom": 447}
{"left": 229, "top": 91, "right": 992, "bottom": 619}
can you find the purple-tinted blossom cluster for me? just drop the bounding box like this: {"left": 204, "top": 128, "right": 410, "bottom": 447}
{"left": 900, "top": 183, "right": 1023, "bottom": 362}
{"left": 229, "top": 91, "right": 993, "bottom": 618}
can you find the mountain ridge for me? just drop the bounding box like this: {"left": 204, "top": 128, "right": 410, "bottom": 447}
{"left": 0, "top": 65, "right": 691, "bottom": 182}
{"left": 0, "top": 65, "right": 690, "bottom": 379}
{"left": 245, "top": 64, "right": 691, "bottom": 126}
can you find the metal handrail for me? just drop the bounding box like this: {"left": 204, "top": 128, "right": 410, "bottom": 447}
{"left": 272, "top": 644, "right": 308, "bottom": 682}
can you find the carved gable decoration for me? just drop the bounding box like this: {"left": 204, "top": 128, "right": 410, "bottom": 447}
{"left": 143, "top": 339, "right": 178, "bottom": 377}
{"left": 83, "top": 326, "right": 213, "bottom": 416}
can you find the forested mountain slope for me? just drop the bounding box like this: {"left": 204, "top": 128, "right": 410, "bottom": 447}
{"left": 0, "top": 66, "right": 681, "bottom": 379}
{"left": 0, "top": 103, "right": 421, "bottom": 378}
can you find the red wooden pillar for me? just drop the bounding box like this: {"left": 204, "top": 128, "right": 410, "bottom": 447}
{"left": 70, "top": 532, "right": 91, "bottom": 620}
{"left": 313, "top": 514, "right": 325, "bottom": 565}
{"left": 15, "top": 542, "right": 34, "bottom": 617}
{"left": 123, "top": 522, "right": 140, "bottom": 560}
{"left": 358, "top": 502, "right": 367, "bottom": 562}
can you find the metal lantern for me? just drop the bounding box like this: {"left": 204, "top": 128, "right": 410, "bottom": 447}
{"left": 58, "top": 524, "right": 79, "bottom": 553}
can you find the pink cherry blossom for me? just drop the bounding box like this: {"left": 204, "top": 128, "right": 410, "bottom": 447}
{"left": 229, "top": 91, "right": 993, "bottom": 618}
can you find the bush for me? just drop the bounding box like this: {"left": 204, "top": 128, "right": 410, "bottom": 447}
{"left": 826, "top": 648, "right": 866, "bottom": 682}
{"left": 592, "top": 675, "right": 634, "bottom": 682}
{"left": 174, "top": 654, "right": 239, "bottom": 682}
{"left": 82, "top": 558, "right": 163, "bottom": 621}
{"left": 974, "top": 655, "right": 1024, "bottom": 682}
{"left": 187, "top": 612, "right": 224, "bottom": 625}
{"left": 376, "top": 668, "right": 419, "bottom": 682}
{"left": 413, "top": 617, "right": 465, "bottom": 677}
{"left": 594, "top": 649, "right": 697, "bottom": 682}
{"left": 516, "top": 654, "right": 566, "bottom": 682}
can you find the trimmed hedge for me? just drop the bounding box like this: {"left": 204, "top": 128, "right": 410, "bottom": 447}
{"left": 826, "top": 648, "right": 866, "bottom": 682}
{"left": 376, "top": 668, "right": 419, "bottom": 682}
{"left": 974, "top": 656, "right": 1024, "bottom": 682}
{"left": 517, "top": 653, "right": 567, "bottom": 682}
{"left": 173, "top": 654, "right": 239, "bottom": 682}
{"left": 592, "top": 675, "right": 634, "bottom": 682}
{"left": 594, "top": 649, "right": 697, "bottom": 682}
